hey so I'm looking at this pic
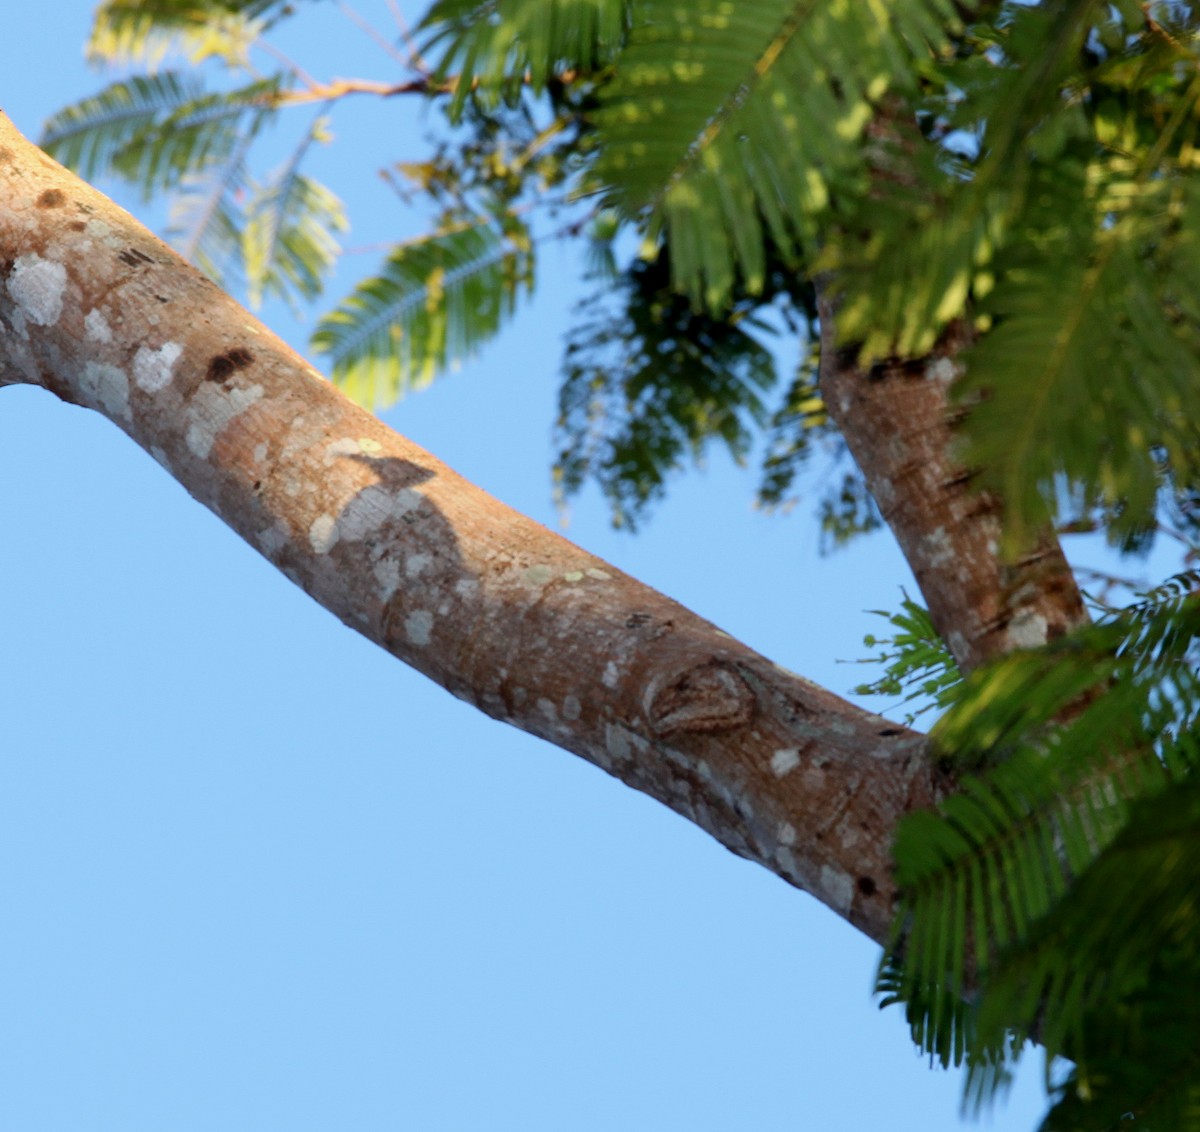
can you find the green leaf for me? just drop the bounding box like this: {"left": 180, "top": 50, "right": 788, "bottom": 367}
{"left": 312, "top": 220, "right": 535, "bottom": 410}
{"left": 555, "top": 249, "right": 784, "bottom": 528}
{"left": 885, "top": 581, "right": 1200, "bottom": 1111}
{"left": 86, "top": 0, "right": 288, "bottom": 67}
{"left": 166, "top": 135, "right": 255, "bottom": 284}
{"left": 243, "top": 118, "right": 347, "bottom": 308}
{"left": 41, "top": 71, "right": 206, "bottom": 182}
{"left": 419, "top": 0, "right": 627, "bottom": 121}
{"left": 41, "top": 73, "right": 281, "bottom": 200}
{"left": 981, "top": 775, "right": 1200, "bottom": 1130}
{"left": 958, "top": 152, "right": 1200, "bottom": 548}
{"left": 593, "top": 0, "right": 958, "bottom": 312}
{"left": 828, "top": 0, "right": 1105, "bottom": 360}
{"left": 848, "top": 595, "right": 960, "bottom": 724}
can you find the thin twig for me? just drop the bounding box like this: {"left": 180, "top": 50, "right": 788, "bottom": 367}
{"left": 338, "top": 2, "right": 413, "bottom": 68}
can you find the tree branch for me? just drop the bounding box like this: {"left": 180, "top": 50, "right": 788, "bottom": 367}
{"left": 0, "top": 112, "right": 945, "bottom": 946}
{"left": 816, "top": 290, "right": 1089, "bottom": 674}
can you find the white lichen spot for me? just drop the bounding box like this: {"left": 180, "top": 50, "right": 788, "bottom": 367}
{"left": 309, "top": 513, "right": 338, "bottom": 554}
{"left": 777, "top": 821, "right": 797, "bottom": 847}
{"left": 85, "top": 219, "right": 112, "bottom": 239}
{"left": 605, "top": 723, "right": 633, "bottom": 762}
{"left": 696, "top": 759, "right": 712, "bottom": 782}
{"left": 601, "top": 661, "right": 619, "bottom": 689}
{"left": 924, "top": 525, "right": 954, "bottom": 568}
{"left": 324, "top": 437, "right": 360, "bottom": 461}
{"left": 405, "top": 610, "right": 434, "bottom": 645}
{"left": 563, "top": 570, "right": 584, "bottom": 582}
{"left": 84, "top": 308, "right": 112, "bottom": 344}
{"left": 770, "top": 747, "right": 801, "bottom": 777}
{"left": 133, "top": 341, "right": 184, "bottom": 393}
{"left": 774, "top": 846, "right": 799, "bottom": 876}
{"left": 358, "top": 437, "right": 382, "bottom": 453}
{"left": 7, "top": 254, "right": 67, "bottom": 326}
{"left": 185, "top": 382, "right": 263, "bottom": 459}
{"left": 586, "top": 568, "right": 611, "bottom": 581}
{"left": 537, "top": 697, "right": 558, "bottom": 721}
{"left": 524, "top": 564, "right": 555, "bottom": 585}
{"left": 926, "top": 356, "right": 958, "bottom": 385}
{"left": 948, "top": 630, "right": 969, "bottom": 661}
{"left": 405, "top": 553, "right": 431, "bottom": 578}
{"left": 338, "top": 484, "right": 422, "bottom": 542}
{"left": 78, "top": 361, "right": 130, "bottom": 421}
{"left": 1007, "top": 609, "right": 1049, "bottom": 649}
{"left": 454, "top": 578, "right": 479, "bottom": 599}
{"left": 148, "top": 446, "right": 170, "bottom": 470}
{"left": 253, "top": 443, "right": 269, "bottom": 464}
{"left": 257, "top": 522, "right": 288, "bottom": 556}
{"left": 6, "top": 306, "right": 28, "bottom": 339}
{"left": 562, "top": 695, "right": 582, "bottom": 721}
{"left": 820, "top": 865, "right": 855, "bottom": 914}
{"left": 373, "top": 557, "right": 401, "bottom": 598}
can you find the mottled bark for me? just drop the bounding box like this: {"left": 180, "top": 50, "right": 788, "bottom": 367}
{"left": 817, "top": 292, "right": 1089, "bottom": 674}
{"left": 0, "top": 113, "right": 952, "bottom": 946}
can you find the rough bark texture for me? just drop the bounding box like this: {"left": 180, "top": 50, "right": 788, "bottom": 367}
{"left": 817, "top": 293, "right": 1089, "bottom": 674}
{"left": 0, "top": 112, "right": 955, "bottom": 946}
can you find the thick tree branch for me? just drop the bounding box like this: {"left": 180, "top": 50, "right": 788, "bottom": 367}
{"left": 0, "top": 112, "right": 945, "bottom": 946}
{"left": 817, "top": 291, "right": 1089, "bottom": 674}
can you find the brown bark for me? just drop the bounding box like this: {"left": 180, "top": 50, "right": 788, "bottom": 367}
{"left": 0, "top": 112, "right": 952, "bottom": 946}
{"left": 817, "top": 293, "right": 1089, "bottom": 674}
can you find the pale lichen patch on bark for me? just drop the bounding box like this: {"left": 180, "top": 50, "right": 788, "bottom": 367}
{"left": 78, "top": 361, "right": 130, "bottom": 421}
{"left": 256, "top": 521, "right": 289, "bottom": 556}
{"left": 924, "top": 525, "right": 954, "bottom": 567}
{"left": 820, "top": 864, "right": 855, "bottom": 914}
{"left": 925, "top": 356, "right": 958, "bottom": 384}
{"left": 132, "top": 341, "right": 183, "bottom": 393}
{"left": 405, "top": 553, "right": 431, "bottom": 578}
{"left": 84, "top": 308, "right": 112, "bottom": 344}
{"left": 372, "top": 556, "right": 401, "bottom": 598}
{"left": 771, "top": 747, "right": 801, "bottom": 777}
{"left": 7, "top": 254, "right": 66, "bottom": 326}
{"left": 309, "top": 513, "right": 338, "bottom": 553}
{"left": 1007, "top": 608, "right": 1049, "bottom": 649}
{"left": 405, "top": 609, "right": 434, "bottom": 645}
{"left": 604, "top": 722, "right": 637, "bottom": 763}
{"left": 338, "top": 483, "right": 422, "bottom": 542}
{"left": 408, "top": 609, "right": 436, "bottom": 648}
{"left": 185, "top": 382, "right": 263, "bottom": 459}
{"left": 323, "top": 437, "right": 360, "bottom": 462}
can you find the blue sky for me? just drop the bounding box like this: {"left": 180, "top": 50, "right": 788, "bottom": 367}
{"left": 0, "top": 5, "right": 1090, "bottom": 1129}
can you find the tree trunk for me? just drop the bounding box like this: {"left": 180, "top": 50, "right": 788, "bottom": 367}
{"left": 0, "top": 112, "right": 1078, "bottom": 948}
